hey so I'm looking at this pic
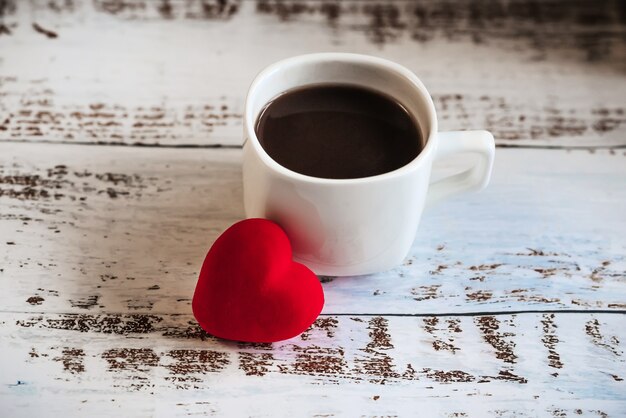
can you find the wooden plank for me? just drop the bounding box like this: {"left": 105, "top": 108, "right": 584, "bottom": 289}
{"left": 1, "top": 0, "right": 624, "bottom": 147}
{"left": 1, "top": 312, "right": 624, "bottom": 416}
{"left": 1, "top": 142, "right": 625, "bottom": 315}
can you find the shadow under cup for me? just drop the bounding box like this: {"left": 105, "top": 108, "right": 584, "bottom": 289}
{"left": 243, "top": 54, "right": 439, "bottom": 276}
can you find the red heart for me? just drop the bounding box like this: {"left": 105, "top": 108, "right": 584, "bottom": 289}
{"left": 192, "top": 219, "right": 325, "bottom": 343}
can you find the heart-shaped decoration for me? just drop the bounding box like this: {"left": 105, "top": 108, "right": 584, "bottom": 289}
{"left": 192, "top": 218, "right": 325, "bottom": 343}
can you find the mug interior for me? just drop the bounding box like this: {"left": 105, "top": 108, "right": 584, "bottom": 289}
{"left": 246, "top": 53, "right": 438, "bottom": 181}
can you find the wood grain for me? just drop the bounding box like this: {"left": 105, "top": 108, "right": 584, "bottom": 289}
{"left": 1, "top": 312, "right": 624, "bottom": 416}
{"left": 0, "top": 0, "right": 624, "bottom": 147}
{"left": 1, "top": 142, "right": 624, "bottom": 316}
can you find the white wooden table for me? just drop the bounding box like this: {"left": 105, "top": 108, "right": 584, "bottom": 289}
{"left": 1, "top": 1, "right": 625, "bottom": 416}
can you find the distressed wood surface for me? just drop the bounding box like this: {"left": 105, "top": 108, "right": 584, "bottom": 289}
{"left": 1, "top": 0, "right": 626, "bottom": 416}
{"left": 0, "top": 143, "right": 625, "bottom": 415}
{"left": 0, "top": 0, "right": 625, "bottom": 148}
{"left": 1, "top": 312, "right": 624, "bottom": 416}
{"left": 1, "top": 143, "right": 625, "bottom": 316}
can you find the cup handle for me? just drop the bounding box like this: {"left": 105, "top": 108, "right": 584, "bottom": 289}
{"left": 426, "top": 130, "right": 495, "bottom": 207}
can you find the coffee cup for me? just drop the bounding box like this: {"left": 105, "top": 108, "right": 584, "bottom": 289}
{"left": 243, "top": 53, "right": 495, "bottom": 276}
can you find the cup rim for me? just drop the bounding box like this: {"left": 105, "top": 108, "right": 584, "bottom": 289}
{"left": 244, "top": 53, "right": 438, "bottom": 184}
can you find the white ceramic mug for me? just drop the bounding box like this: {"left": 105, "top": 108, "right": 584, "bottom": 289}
{"left": 243, "top": 53, "right": 495, "bottom": 276}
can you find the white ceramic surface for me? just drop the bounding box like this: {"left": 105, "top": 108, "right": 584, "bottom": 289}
{"left": 243, "top": 53, "right": 495, "bottom": 276}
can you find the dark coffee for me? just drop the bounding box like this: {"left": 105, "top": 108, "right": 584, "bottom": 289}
{"left": 255, "top": 84, "right": 423, "bottom": 179}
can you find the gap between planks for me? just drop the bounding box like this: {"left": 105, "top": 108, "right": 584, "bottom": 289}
{"left": 1, "top": 138, "right": 626, "bottom": 150}
{"left": 2, "top": 309, "right": 625, "bottom": 317}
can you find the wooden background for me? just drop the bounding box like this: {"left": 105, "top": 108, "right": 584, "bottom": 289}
{"left": 1, "top": 0, "right": 625, "bottom": 416}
